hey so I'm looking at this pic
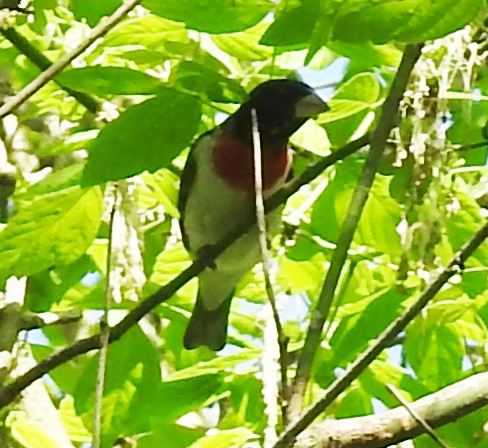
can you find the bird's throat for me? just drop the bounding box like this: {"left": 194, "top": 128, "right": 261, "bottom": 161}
{"left": 212, "top": 134, "right": 289, "bottom": 193}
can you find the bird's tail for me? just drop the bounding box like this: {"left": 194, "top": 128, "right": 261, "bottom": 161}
{"left": 183, "top": 294, "right": 232, "bottom": 351}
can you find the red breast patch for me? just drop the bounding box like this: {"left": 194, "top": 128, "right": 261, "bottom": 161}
{"left": 212, "top": 134, "right": 289, "bottom": 193}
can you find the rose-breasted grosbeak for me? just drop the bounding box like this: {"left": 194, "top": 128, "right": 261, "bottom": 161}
{"left": 179, "top": 79, "right": 327, "bottom": 350}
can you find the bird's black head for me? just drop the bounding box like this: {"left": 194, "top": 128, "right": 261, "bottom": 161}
{"left": 223, "top": 79, "right": 328, "bottom": 145}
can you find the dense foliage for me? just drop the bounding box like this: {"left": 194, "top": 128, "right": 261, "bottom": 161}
{"left": 0, "top": 1, "right": 487, "bottom": 447}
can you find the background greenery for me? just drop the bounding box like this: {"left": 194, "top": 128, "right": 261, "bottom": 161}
{"left": 0, "top": 0, "right": 487, "bottom": 447}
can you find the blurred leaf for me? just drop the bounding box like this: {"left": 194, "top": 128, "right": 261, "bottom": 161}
{"left": 26, "top": 254, "right": 98, "bottom": 312}
{"left": 82, "top": 87, "right": 201, "bottom": 185}
{"left": 212, "top": 21, "right": 274, "bottom": 61}
{"left": 170, "top": 61, "right": 247, "bottom": 103}
{"left": 260, "top": 0, "right": 319, "bottom": 47}
{"left": 404, "top": 323, "right": 464, "bottom": 389}
{"left": 140, "top": 168, "right": 180, "bottom": 218}
{"left": 59, "top": 396, "right": 91, "bottom": 443}
{"left": 144, "top": 241, "right": 194, "bottom": 300}
{"left": 145, "top": 0, "right": 271, "bottom": 34}
{"left": 71, "top": 0, "right": 122, "bottom": 27}
{"left": 138, "top": 424, "right": 204, "bottom": 448}
{"left": 332, "top": 0, "right": 483, "bottom": 44}
{"left": 278, "top": 253, "right": 325, "bottom": 297}
{"left": 335, "top": 382, "right": 373, "bottom": 418}
{"left": 446, "top": 189, "right": 488, "bottom": 265}
{"left": 170, "top": 350, "right": 260, "bottom": 380}
{"left": 328, "top": 41, "right": 402, "bottom": 68}
{"left": 321, "top": 72, "right": 380, "bottom": 145}
{"left": 330, "top": 288, "right": 407, "bottom": 366}
{"left": 311, "top": 161, "right": 402, "bottom": 258}
{"left": 74, "top": 327, "right": 161, "bottom": 442}
{"left": 153, "top": 374, "right": 225, "bottom": 423}
{"left": 0, "top": 186, "right": 102, "bottom": 280}
{"left": 103, "top": 14, "right": 189, "bottom": 49}
{"left": 6, "top": 411, "right": 58, "bottom": 448}
{"left": 57, "top": 66, "right": 162, "bottom": 96}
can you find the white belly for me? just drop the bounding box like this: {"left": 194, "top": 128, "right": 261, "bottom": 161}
{"left": 182, "top": 134, "right": 290, "bottom": 308}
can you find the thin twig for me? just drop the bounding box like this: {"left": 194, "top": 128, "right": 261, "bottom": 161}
{"left": 273, "top": 219, "right": 488, "bottom": 448}
{"left": 93, "top": 186, "right": 118, "bottom": 448}
{"left": 322, "top": 260, "right": 357, "bottom": 342}
{"left": 251, "top": 109, "right": 288, "bottom": 429}
{"left": 0, "top": 0, "right": 143, "bottom": 118}
{"left": 288, "top": 43, "right": 424, "bottom": 420}
{"left": 0, "top": 134, "right": 369, "bottom": 411}
{"left": 456, "top": 141, "right": 488, "bottom": 151}
{"left": 386, "top": 384, "right": 451, "bottom": 448}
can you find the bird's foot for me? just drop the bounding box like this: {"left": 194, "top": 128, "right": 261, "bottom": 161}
{"left": 197, "top": 245, "right": 217, "bottom": 270}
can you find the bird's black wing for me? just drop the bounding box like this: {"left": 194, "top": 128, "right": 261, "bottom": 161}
{"left": 178, "top": 129, "right": 214, "bottom": 250}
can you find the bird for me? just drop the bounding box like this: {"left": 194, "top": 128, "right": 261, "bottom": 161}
{"left": 178, "top": 79, "right": 328, "bottom": 351}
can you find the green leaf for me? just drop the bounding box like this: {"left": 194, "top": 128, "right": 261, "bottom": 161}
{"left": 72, "top": 0, "right": 122, "bottom": 27}
{"left": 332, "top": 0, "right": 484, "bottom": 44}
{"left": 138, "top": 424, "right": 204, "bottom": 448}
{"left": 0, "top": 186, "right": 102, "bottom": 280}
{"left": 405, "top": 323, "right": 464, "bottom": 389}
{"left": 153, "top": 374, "right": 225, "bottom": 423}
{"left": 170, "top": 350, "right": 260, "bottom": 380}
{"left": 82, "top": 87, "right": 201, "bottom": 185}
{"left": 145, "top": 0, "right": 272, "bottom": 34}
{"left": 328, "top": 42, "right": 402, "bottom": 68}
{"left": 103, "top": 14, "right": 188, "bottom": 49}
{"left": 260, "top": 0, "right": 319, "bottom": 47}
{"left": 144, "top": 241, "right": 194, "bottom": 300}
{"left": 59, "top": 396, "right": 91, "bottom": 443}
{"left": 26, "top": 254, "right": 98, "bottom": 312}
{"left": 170, "top": 61, "right": 247, "bottom": 103}
{"left": 212, "top": 21, "right": 274, "bottom": 61}
{"left": 322, "top": 72, "right": 381, "bottom": 122}
{"left": 335, "top": 382, "right": 373, "bottom": 417}
{"left": 74, "top": 327, "right": 161, "bottom": 442}
{"left": 311, "top": 161, "right": 402, "bottom": 258}
{"left": 330, "top": 288, "right": 407, "bottom": 366}
{"left": 446, "top": 189, "right": 488, "bottom": 265}
{"left": 321, "top": 72, "right": 380, "bottom": 146}
{"left": 7, "top": 411, "right": 59, "bottom": 448}
{"left": 57, "top": 67, "right": 162, "bottom": 96}
{"left": 140, "top": 168, "right": 180, "bottom": 218}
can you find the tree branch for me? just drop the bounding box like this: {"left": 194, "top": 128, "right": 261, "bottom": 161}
{"left": 0, "top": 134, "right": 370, "bottom": 410}
{"left": 294, "top": 372, "right": 488, "bottom": 448}
{"left": 0, "top": 0, "right": 144, "bottom": 118}
{"left": 273, "top": 219, "right": 488, "bottom": 448}
{"left": 0, "top": 27, "right": 99, "bottom": 114}
{"left": 288, "top": 43, "right": 424, "bottom": 419}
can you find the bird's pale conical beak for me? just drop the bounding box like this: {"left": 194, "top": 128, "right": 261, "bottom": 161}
{"left": 295, "top": 93, "right": 329, "bottom": 118}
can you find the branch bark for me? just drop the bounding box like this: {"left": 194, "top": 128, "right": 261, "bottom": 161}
{"left": 295, "top": 372, "right": 488, "bottom": 448}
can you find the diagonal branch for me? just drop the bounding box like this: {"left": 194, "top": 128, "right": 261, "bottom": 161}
{"left": 273, "top": 219, "right": 488, "bottom": 448}
{"left": 288, "top": 43, "right": 424, "bottom": 420}
{"left": 0, "top": 0, "right": 144, "bottom": 118}
{"left": 386, "top": 383, "right": 450, "bottom": 448}
{"left": 0, "top": 27, "right": 99, "bottom": 114}
{"left": 0, "top": 134, "right": 369, "bottom": 410}
{"left": 294, "top": 371, "right": 488, "bottom": 448}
